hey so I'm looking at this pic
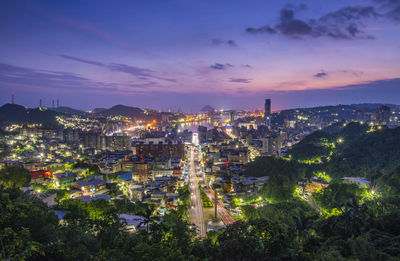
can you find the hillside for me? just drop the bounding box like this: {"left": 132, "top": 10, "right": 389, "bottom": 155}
{"left": 95, "top": 104, "right": 161, "bottom": 121}
{"left": 50, "top": 106, "right": 87, "bottom": 116}
{"left": 289, "top": 122, "right": 400, "bottom": 180}
{"left": 0, "top": 104, "right": 60, "bottom": 127}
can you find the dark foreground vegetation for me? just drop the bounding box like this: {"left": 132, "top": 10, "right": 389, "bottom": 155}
{"left": 2, "top": 185, "right": 400, "bottom": 260}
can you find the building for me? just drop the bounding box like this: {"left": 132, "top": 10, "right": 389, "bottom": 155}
{"left": 73, "top": 179, "right": 106, "bottom": 196}
{"left": 135, "top": 141, "right": 184, "bottom": 158}
{"left": 118, "top": 214, "right": 146, "bottom": 233}
{"left": 261, "top": 135, "right": 281, "bottom": 156}
{"left": 342, "top": 177, "right": 371, "bottom": 188}
{"left": 53, "top": 172, "right": 75, "bottom": 189}
{"left": 264, "top": 99, "right": 271, "bottom": 126}
{"left": 30, "top": 170, "right": 52, "bottom": 183}
{"left": 299, "top": 178, "right": 329, "bottom": 195}
{"left": 108, "top": 134, "right": 132, "bottom": 151}
{"left": 83, "top": 132, "right": 131, "bottom": 151}
{"left": 378, "top": 105, "right": 391, "bottom": 125}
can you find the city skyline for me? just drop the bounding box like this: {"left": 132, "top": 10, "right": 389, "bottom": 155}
{"left": 1, "top": 0, "right": 400, "bottom": 110}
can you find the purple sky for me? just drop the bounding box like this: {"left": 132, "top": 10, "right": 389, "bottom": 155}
{"left": 1, "top": 0, "right": 400, "bottom": 111}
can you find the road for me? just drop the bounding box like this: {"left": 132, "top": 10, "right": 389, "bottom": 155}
{"left": 301, "top": 194, "right": 324, "bottom": 215}
{"left": 188, "top": 146, "right": 206, "bottom": 238}
{"left": 190, "top": 146, "right": 235, "bottom": 226}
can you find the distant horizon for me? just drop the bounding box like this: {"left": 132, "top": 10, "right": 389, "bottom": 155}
{"left": 2, "top": 99, "right": 398, "bottom": 114}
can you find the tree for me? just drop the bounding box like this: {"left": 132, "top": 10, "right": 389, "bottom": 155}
{"left": 0, "top": 167, "right": 30, "bottom": 188}
{"left": 261, "top": 175, "right": 296, "bottom": 203}
{"left": 0, "top": 188, "right": 59, "bottom": 260}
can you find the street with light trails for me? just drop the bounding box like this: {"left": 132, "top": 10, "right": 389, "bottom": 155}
{"left": 187, "top": 146, "right": 206, "bottom": 238}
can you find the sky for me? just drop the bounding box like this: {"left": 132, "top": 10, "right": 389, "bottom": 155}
{"left": 0, "top": 0, "right": 400, "bottom": 112}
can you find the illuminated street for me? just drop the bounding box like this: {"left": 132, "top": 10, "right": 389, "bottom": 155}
{"left": 191, "top": 146, "right": 235, "bottom": 226}
{"left": 188, "top": 146, "right": 206, "bottom": 238}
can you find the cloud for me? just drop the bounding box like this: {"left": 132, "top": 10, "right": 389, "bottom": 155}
{"left": 373, "top": 0, "right": 400, "bottom": 21}
{"left": 341, "top": 70, "right": 364, "bottom": 76}
{"left": 246, "top": 4, "right": 380, "bottom": 39}
{"left": 210, "top": 63, "right": 233, "bottom": 70}
{"left": 229, "top": 78, "right": 251, "bottom": 83}
{"left": 314, "top": 71, "right": 328, "bottom": 78}
{"left": 0, "top": 63, "right": 165, "bottom": 95}
{"left": 58, "top": 54, "right": 176, "bottom": 82}
{"left": 59, "top": 55, "right": 105, "bottom": 66}
{"left": 246, "top": 26, "right": 277, "bottom": 34}
{"left": 241, "top": 64, "right": 253, "bottom": 68}
{"left": 212, "top": 39, "right": 237, "bottom": 46}
{"left": 107, "top": 63, "right": 154, "bottom": 77}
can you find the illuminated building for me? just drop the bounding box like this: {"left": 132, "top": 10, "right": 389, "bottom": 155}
{"left": 264, "top": 98, "right": 271, "bottom": 126}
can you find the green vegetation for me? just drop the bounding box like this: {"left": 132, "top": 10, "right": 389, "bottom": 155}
{"left": 289, "top": 122, "right": 400, "bottom": 181}
{"left": 242, "top": 156, "right": 313, "bottom": 203}
{"left": 177, "top": 185, "right": 190, "bottom": 219}
{"left": 73, "top": 160, "right": 101, "bottom": 175}
{"left": 0, "top": 186, "right": 197, "bottom": 260}
{"left": 0, "top": 167, "right": 30, "bottom": 188}
{"left": 312, "top": 183, "right": 364, "bottom": 216}
{"left": 243, "top": 156, "right": 313, "bottom": 181}
{"left": 199, "top": 184, "right": 213, "bottom": 207}
{"left": 260, "top": 175, "right": 296, "bottom": 203}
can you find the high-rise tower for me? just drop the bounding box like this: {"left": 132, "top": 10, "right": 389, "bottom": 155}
{"left": 264, "top": 99, "right": 271, "bottom": 126}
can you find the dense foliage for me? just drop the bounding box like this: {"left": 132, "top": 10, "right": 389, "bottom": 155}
{"left": 3, "top": 184, "right": 400, "bottom": 260}
{"left": 0, "top": 167, "right": 30, "bottom": 188}
{"left": 289, "top": 122, "right": 400, "bottom": 181}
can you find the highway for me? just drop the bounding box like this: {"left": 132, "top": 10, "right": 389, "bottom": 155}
{"left": 188, "top": 146, "right": 206, "bottom": 238}
{"left": 190, "top": 146, "right": 235, "bottom": 226}
{"left": 197, "top": 176, "right": 235, "bottom": 226}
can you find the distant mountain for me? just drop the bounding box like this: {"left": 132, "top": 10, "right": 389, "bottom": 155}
{"left": 200, "top": 105, "right": 214, "bottom": 112}
{"left": 95, "top": 104, "right": 161, "bottom": 121}
{"left": 0, "top": 104, "right": 60, "bottom": 127}
{"left": 92, "top": 108, "right": 107, "bottom": 114}
{"left": 50, "top": 106, "right": 87, "bottom": 116}
{"left": 279, "top": 103, "right": 399, "bottom": 115}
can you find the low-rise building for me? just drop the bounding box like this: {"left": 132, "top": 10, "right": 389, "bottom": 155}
{"left": 342, "top": 177, "right": 371, "bottom": 188}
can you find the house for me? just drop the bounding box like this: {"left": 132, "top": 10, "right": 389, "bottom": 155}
{"left": 30, "top": 170, "right": 52, "bottom": 183}
{"left": 53, "top": 172, "right": 76, "bottom": 189}
{"left": 38, "top": 192, "right": 57, "bottom": 207}
{"left": 342, "top": 177, "right": 371, "bottom": 188}
{"left": 118, "top": 214, "right": 146, "bottom": 233}
{"left": 54, "top": 210, "right": 66, "bottom": 224}
{"left": 151, "top": 190, "right": 167, "bottom": 199}
{"left": 131, "top": 188, "right": 146, "bottom": 201}
{"left": 119, "top": 171, "right": 133, "bottom": 182}
{"left": 76, "top": 194, "right": 110, "bottom": 202}
{"left": 73, "top": 179, "right": 106, "bottom": 196}
{"left": 299, "top": 178, "right": 329, "bottom": 195}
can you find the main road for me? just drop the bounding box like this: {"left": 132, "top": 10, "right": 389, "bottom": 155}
{"left": 187, "top": 146, "right": 206, "bottom": 238}
{"left": 191, "top": 145, "right": 235, "bottom": 226}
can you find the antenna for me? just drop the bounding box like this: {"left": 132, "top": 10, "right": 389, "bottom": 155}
{"left": 40, "top": 99, "right": 42, "bottom": 107}
{"left": 11, "top": 94, "right": 15, "bottom": 104}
